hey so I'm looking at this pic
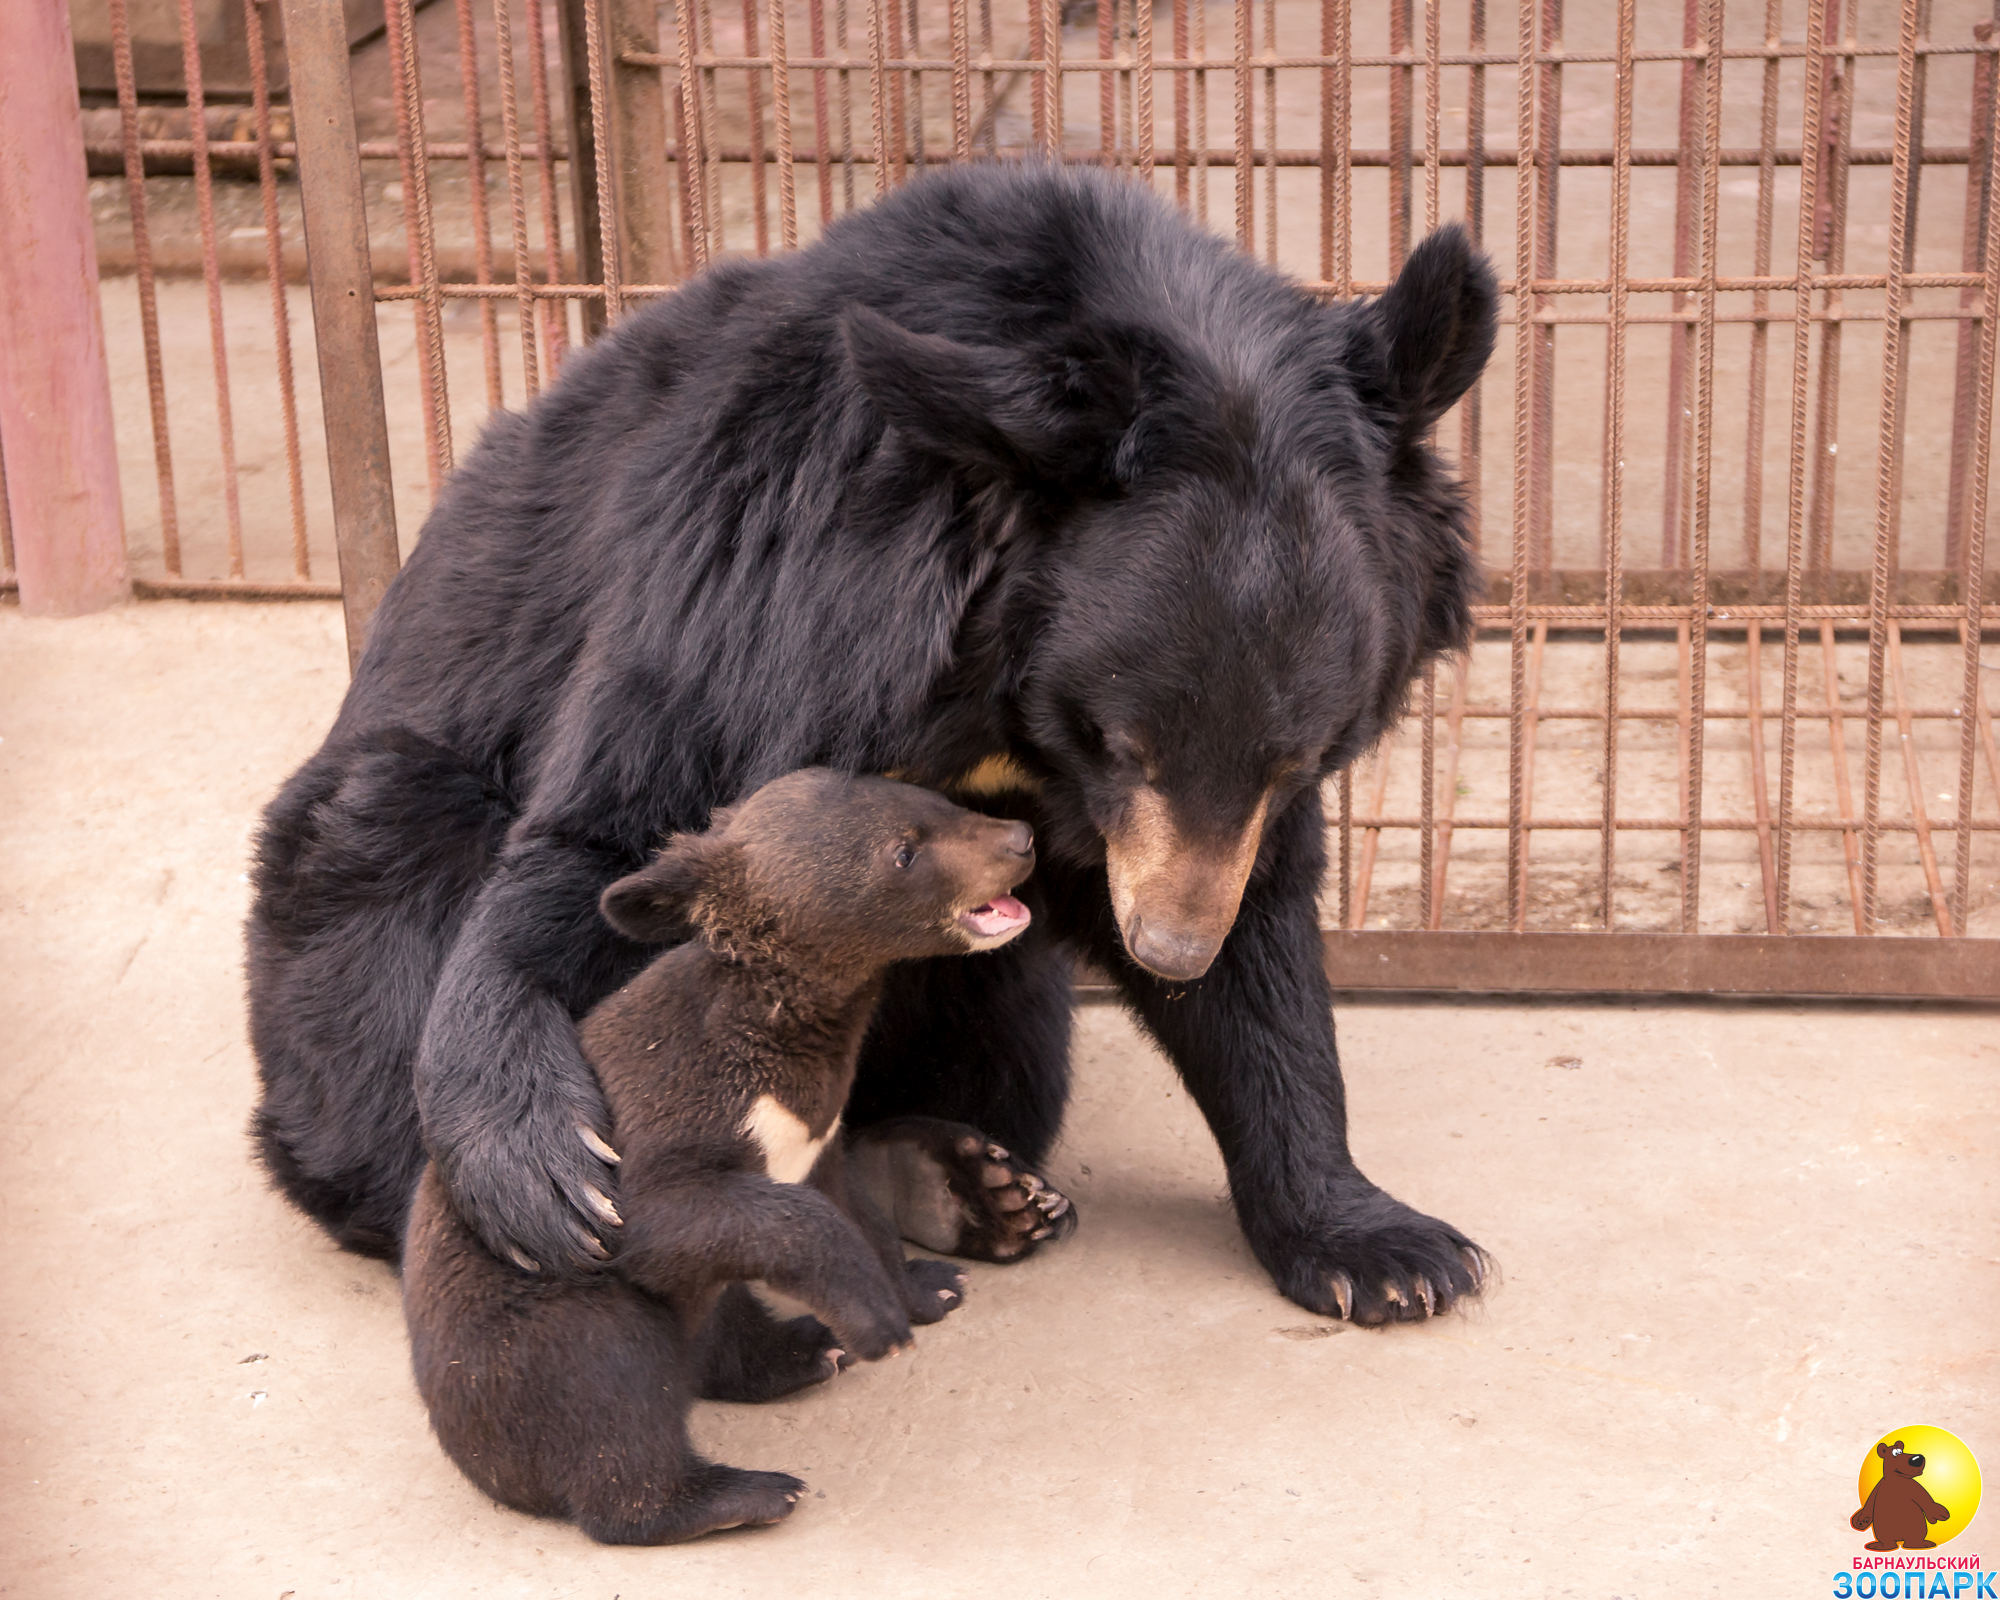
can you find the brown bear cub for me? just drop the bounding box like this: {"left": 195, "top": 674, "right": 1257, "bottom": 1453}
{"left": 401, "top": 770, "right": 1036, "bottom": 1545}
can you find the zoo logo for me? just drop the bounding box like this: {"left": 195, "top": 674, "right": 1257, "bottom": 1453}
{"left": 1835, "top": 1427, "right": 1986, "bottom": 1600}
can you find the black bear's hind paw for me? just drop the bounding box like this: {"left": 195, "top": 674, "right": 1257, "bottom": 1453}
{"left": 1261, "top": 1185, "right": 1490, "bottom": 1326}
{"left": 902, "top": 1257, "right": 970, "bottom": 1324}
{"left": 848, "top": 1117, "right": 1077, "bottom": 1264}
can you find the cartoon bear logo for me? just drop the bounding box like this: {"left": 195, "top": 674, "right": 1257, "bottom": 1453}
{"left": 1853, "top": 1441, "right": 1953, "bottom": 1551}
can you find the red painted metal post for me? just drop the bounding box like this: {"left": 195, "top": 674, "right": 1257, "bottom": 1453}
{"left": 0, "top": 0, "right": 130, "bottom": 616}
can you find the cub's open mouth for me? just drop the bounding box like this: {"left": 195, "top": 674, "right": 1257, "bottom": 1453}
{"left": 958, "top": 895, "right": 1031, "bottom": 941}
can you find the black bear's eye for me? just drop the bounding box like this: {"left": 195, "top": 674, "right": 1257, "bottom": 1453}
{"left": 893, "top": 842, "right": 917, "bottom": 870}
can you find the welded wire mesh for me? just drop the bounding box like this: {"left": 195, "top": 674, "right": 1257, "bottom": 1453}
{"left": 64, "top": 0, "right": 2000, "bottom": 962}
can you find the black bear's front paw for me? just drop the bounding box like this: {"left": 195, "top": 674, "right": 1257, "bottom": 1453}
{"left": 847, "top": 1117, "right": 1076, "bottom": 1263}
{"left": 1254, "top": 1179, "right": 1489, "bottom": 1326}
{"left": 902, "top": 1257, "right": 969, "bottom": 1325}
{"left": 435, "top": 1105, "right": 625, "bottom": 1276}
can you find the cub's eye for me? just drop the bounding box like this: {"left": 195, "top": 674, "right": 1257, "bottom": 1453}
{"left": 893, "top": 842, "right": 917, "bottom": 870}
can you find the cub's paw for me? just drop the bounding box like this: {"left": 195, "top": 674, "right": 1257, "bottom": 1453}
{"left": 698, "top": 1289, "right": 850, "bottom": 1403}
{"left": 581, "top": 1466, "right": 804, "bottom": 1545}
{"left": 847, "top": 1116, "right": 1076, "bottom": 1263}
{"left": 902, "top": 1257, "right": 969, "bottom": 1325}
{"left": 1258, "top": 1184, "right": 1490, "bottom": 1327}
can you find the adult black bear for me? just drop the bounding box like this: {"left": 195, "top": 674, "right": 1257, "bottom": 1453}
{"left": 249, "top": 161, "right": 1495, "bottom": 1327}
{"left": 405, "top": 771, "right": 1030, "bottom": 1544}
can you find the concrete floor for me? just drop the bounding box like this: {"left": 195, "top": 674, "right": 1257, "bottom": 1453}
{"left": 3, "top": 600, "right": 1996, "bottom": 1598}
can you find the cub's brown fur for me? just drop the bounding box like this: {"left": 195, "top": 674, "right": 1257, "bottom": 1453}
{"left": 401, "top": 771, "right": 1036, "bottom": 1545}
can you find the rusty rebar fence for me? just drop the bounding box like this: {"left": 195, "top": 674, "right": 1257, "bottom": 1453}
{"left": 37, "top": 0, "right": 2000, "bottom": 993}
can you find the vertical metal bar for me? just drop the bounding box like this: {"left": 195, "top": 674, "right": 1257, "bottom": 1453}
{"left": 1944, "top": 18, "right": 1996, "bottom": 572}
{"left": 1506, "top": 0, "right": 1537, "bottom": 928}
{"left": 282, "top": 0, "right": 402, "bottom": 666}
{"left": 1233, "top": 0, "right": 1251, "bottom": 250}
{"left": 677, "top": 0, "right": 709, "bottom": 269}
{"left": 885, "top": 0, "right": 907, "bottom": 185}
{"left": 1510, "top": 621, "right": 1547, "bottom": 931}
{"left": 1680, "top": 0, "right": 1722, "bottom": 932}
{"left": 1348, "top": 732, "right": 1397, "bottom": 928}
{"left": 904, "top": 0, "right": 922, "bottom": 174}
{"left": 524, "top": 0, "right": 572, "bottom": 368}
{"left": 869, "top": 0, "right": 890, "bottom": 189}
{"left": 455, "top": 0, "right": 504, "bottom": 407}
{"left": 1135, "top": 0, "right": 1153, "bottom": 187}
{"left": 1337, "top": 767, "right": 1354, "bottom": 930}
{"left": 0, "top": 0, "right": 128, "bottom": 615}
{"left": 1776, "top": 0, "right": 1830, "bottom": 929}
{"left": 1661, "top": 0, "right": 1702, "bottom": 568}
{"left": 387, "top": 0, "right": 454, "bottom": 470}
{"left": 1176, "top": 0, "right": 1192, "bottom": 207}
{"left": 1029, "top": 0, "right": 1046, "bottom": 153}
{"left": 978, "top": 0, "right": 994, "bottom": 158}
{"left": 1820, "top": 622, "right": 1868, "bottom": 929}
{"left": 837, "top": 0, "right": 855, "bottom": 206}
{"left": 1326, "top": 0, "right": 1349, "bottom": 293}
{"left": 559, "top": 0, "right": 609, "bottom": 336}
{"left": 1954, "top": 29, "right": 2000, "bottom": 931}
{"left": 177, "top": 0, "right": 247, "bottom": 574}
{"left": 1887, "top": 624, "right": 1953, "bottom": 935}
{"left": 1388, "top": 0, "right": 1411, "bottom": 273}
{"left": 1807, "top": 11, "right": 1854, "bottom": 576}
{"left": 1745, "top": 622, "right": 1781, "bottom": 931}
{"left": 492, "top": 0, "right": 544, "bottom": 396}
{"left": 811, "top": 0, "right": 834, "bottom": 224}
{"left": 1420, "top": 663, "right": 1437, "bottom": 928}
{"left": 1860, "top": 0, "right": 1924, "bottom": 931}
{"left": 1194, "top": 0, "right": 1209, "bottom": 225}
{"left": 244, "top": 0, "right": 310, "bottom": 579}
{"left": 950, "top": 0, "right": 972, "bottom": 159}
{"left": 1741, "top": 0, "right": 1782, "bottom": 576}
{"left": 1528, "top": 0, "right": 1560, "bottom": 574}
{"left": 698, "top": 0, "right": 724, "bottom": 247}
{"left": 1882, "top": 0, "right": 1934, "bottom": 592}
{"left": 771, "top": 0, "right": 797, "bottom": 249}
{"left": 743, "top": 0, "right": 771, "bottom": 251}
{"left": 1601, "top": 0, "right": 1634, "bottom": 928}
{"left": 107, "top": 0, "right": 178, "bottom": 575}
{"left": 581, "top": 0, "right": 625, "bottom": 315}
{"left": 1261, "top": 0, "right": 1275, "bottom": 261}
{"left": 1675, "top": 620, "right": 1694, "bottom": 902}
{"left": 1459, "top": 0, "right": 1485, "bottom": 549}
{"left": 1422, "top": 0, "right": 1438, "bottom": 236}
{"left": 1426, "top": 657, "right": 1470, "bottom": 928}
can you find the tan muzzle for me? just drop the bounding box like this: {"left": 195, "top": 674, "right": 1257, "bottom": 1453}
{"left": 1103, "top": 785, "right": 1271, "bottom": 982}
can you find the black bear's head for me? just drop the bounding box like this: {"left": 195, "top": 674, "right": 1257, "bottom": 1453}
{"left": 599, "top": 770, "right": 1036, "bottom": 969}
{"left": 1878, "top": 1442, "right": 1927, "bottom": 1479}
{"left": 842, "top": 221, "right": 1494, "bottom": 983}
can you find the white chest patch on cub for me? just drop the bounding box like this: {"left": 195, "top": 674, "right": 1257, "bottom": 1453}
{"left": 742, "top": 1094, "right": 837, "bottom": 1185}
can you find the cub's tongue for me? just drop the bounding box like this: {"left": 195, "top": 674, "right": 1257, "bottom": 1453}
{"left": 962, "top": 895, "right": 1031, "bottom": 938}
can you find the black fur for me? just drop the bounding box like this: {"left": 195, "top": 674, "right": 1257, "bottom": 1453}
{"left": 248, "top": 162, "right": 1495, "bottom": 1325}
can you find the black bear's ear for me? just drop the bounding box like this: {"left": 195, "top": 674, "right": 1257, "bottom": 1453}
{"left": 600, "top": 834, "right": 727, "bottom": 943}
{"left": 1362, "top": 223, "right": 1498, "bottom": 438}
{"left": 839, "top": 304, "right": 1144, "bottom": 487}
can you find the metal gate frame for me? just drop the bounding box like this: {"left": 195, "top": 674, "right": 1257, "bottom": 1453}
{"left": 263, "top": 0, "right": 1998, "bottom": 998}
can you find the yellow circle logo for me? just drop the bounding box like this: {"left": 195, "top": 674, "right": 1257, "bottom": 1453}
{"left": 1853, "top": 1427, "right": 1982, "bottom": 1550}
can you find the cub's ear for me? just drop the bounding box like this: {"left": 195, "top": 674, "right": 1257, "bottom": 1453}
{"left": 600, "top": 834, "right": 727, "bottom": 943}
{"left": 839, "top": 303, "right": 1146, "bottom": 487}
{"left": 1365, "top": 223, "right": 1498, "bottom": 437}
